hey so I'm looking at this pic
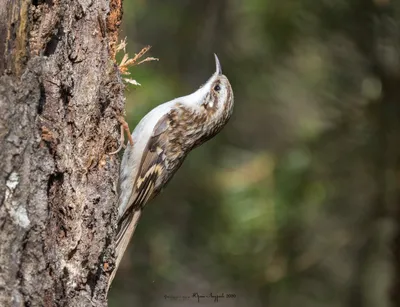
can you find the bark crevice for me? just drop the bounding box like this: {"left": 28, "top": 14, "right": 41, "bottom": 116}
{"left": 0, "top": 0, "right": 124, "bottom": 305}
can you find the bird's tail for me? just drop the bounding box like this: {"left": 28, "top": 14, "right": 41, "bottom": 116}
{"left": 107, "top": 209, "right": 142, "bottom": 291}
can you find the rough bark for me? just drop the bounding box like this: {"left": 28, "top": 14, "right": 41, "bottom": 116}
{"left": 0, "top": 0, "right": 124, "bottom": 305}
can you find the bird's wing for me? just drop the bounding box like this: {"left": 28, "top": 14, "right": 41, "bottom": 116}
{"left": 115, "top": 113, "right": 170, "bottom": 246}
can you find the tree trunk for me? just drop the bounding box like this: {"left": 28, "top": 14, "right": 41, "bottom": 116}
{"left": 0, "top": 0, "right": 124, "bottom": 305}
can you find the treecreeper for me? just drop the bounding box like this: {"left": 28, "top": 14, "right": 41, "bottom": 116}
{"left": 108, "top": 54, "right": 234, "bottom": 288}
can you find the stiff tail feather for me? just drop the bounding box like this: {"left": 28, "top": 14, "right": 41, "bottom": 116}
{"left": 107, "top": 209, "right": 142, "bottom": 291}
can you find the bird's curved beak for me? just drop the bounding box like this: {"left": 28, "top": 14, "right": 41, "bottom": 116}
{"left": 214, "top": 54, "right": 222, "bottom": 75}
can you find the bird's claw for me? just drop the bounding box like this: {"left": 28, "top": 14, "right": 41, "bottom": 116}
{"left": 108, "top": 117, "right": 133, "bottom": 155}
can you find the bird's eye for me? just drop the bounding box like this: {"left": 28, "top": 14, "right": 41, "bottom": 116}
{"left": 214, "top": 84, "right": 221, "bottom": 92}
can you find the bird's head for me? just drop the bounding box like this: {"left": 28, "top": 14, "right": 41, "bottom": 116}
{"left": 181, "top": 54, "right": 234, "bottom": 144}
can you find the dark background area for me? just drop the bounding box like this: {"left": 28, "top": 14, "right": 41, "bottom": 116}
{"left": 109, "top": 1, "right": 400, "bottom": 306}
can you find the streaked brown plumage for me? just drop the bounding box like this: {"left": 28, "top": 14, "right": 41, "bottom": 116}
{"left": 108, "top": 55, "right": 234, "bottom": 288}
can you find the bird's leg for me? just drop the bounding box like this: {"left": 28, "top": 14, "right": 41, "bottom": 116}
{"left": 119, "top": 116, "right": 134, "bottom": 146}
{"left": 108, "top": 117, "right": 134, "bottom": 155}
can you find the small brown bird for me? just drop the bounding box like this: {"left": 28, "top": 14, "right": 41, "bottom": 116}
{"left": 109, "top": 54, "right": 234, "bottom": 287}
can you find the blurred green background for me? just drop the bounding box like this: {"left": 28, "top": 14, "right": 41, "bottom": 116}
{"left": 109, "top": 1, "right": 400, "bottom": 306}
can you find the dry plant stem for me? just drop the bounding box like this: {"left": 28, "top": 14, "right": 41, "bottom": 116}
{"left": 117, "top": 41, "right": 158, "bottom": 86}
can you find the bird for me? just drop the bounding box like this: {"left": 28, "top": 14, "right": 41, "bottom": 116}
{"left": 108, "top": 54, "right": 234, "bottom": 288}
